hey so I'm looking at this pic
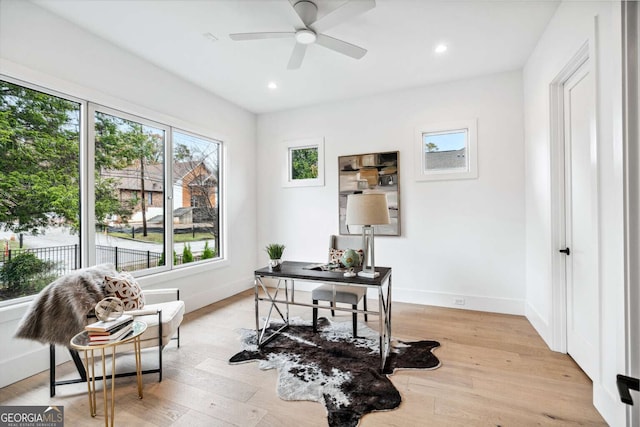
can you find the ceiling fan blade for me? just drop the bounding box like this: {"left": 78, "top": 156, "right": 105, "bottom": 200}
{"left": 229, "top": 32, "right": 295, "bottom": 41}
{"left": 315, "top": 34, "right": 367, "bottom": 59}
{"left": 287, "top": 43, "right": 307, "bottom": 70}
{"left": 311, "top": 0, "right": 376, "bottom": 33}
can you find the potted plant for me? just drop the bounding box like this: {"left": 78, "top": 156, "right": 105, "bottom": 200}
{"left": 265, "top": 243, "right": 285, "bottom": 271}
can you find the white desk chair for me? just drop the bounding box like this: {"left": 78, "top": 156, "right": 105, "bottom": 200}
{"left": 312, "top": 235, "right": 368, "bottom": 337}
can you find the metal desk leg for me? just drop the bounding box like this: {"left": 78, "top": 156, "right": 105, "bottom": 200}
{"left": 255, "top": 276, "right": 289, "bottom": 347}
{"left": 378, "top": 286, "right": 385, "bottom": 372}
{"left": 377, "top": 274, "right": 392, "bottom": 372}
{"left": 387, "top": 274, "right": 392, "bottom": 352}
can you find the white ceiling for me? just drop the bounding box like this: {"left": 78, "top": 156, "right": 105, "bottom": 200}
{"left": 33, "top": 0, "right": 559, "bottom": 114}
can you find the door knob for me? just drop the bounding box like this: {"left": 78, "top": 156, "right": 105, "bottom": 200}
{"left": 559, "top": 247, "right": 571, "bottom": 255}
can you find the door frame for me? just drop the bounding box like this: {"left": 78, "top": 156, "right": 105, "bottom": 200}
{"left": 549, "top": 40, "right": 599, "bottom": 357}
{"left": 622, "top": 1, "right": 639, "bottom": 424}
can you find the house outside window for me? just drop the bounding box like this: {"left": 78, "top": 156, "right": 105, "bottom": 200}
{"left": 173, "top": 131, "right": 221, "bottom": 263}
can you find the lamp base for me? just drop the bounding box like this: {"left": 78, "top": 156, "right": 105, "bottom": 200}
{"left": 357, "top": 270, "right": 379, "bottom": 279}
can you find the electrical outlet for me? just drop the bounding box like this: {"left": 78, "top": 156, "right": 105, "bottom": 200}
{"left": 454, "top": 298, "right": 465, "bottom": 306}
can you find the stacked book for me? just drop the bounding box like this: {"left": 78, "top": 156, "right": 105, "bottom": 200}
{"left": 85, "top": 314, "right": 134, "bottom": 345}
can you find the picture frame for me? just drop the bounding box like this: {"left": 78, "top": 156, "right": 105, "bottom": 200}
{"left": 338, "top": 151, "right": 400, "bottom": 236}
{"left": 282, "top": 137, "right": 325, "bottom": 187}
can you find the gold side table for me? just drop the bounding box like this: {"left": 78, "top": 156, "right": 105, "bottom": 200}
{"left": 70, "top": 320, "right": 147, "bottom": 427}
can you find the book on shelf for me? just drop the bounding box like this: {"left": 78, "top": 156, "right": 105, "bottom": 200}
{"left": 88, "top": 323, "right": 134, "bottom": 344}
{"left": 85, "top": 314, "right": 133, "bottom": 332}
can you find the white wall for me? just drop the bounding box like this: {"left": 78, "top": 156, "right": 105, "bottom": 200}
{"left": 523, "top": 1, "right": 626, "bottom": 424}
{"left": 257, "top": 71, "right": 526, "bottom": 315}
{"left": 0, "top": 0, "right": 257, "bottom": 387}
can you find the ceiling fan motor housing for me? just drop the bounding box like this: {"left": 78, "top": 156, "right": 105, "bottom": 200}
{"left": 294, "top": 0, "right": 318, "bottom": 27}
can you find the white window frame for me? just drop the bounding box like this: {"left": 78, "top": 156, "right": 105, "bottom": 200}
{"left": 415, "top": 119, "right": 478, "bottom": 181}
{"left": 282, "top": 138, "right": 325, "bottom": 188}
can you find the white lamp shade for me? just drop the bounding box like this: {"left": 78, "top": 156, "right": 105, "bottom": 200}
{"left": 345, "top": 193, "right": 390, "bottom": 226}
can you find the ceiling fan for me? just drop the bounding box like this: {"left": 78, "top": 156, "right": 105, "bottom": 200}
{"left": 229, "top": 0, "right": 376, "bottom": 69}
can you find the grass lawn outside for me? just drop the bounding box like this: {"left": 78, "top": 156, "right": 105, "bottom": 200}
{"left": 109, "top": 231, "right": 215, "bottom": 244}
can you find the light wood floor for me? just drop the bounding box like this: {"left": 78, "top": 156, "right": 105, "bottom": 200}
{"left": 1, "top": 290, "right": 607, "bottom": 426}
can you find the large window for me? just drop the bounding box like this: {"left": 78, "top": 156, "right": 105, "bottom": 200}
{"left": 0, "top": 79, "right": 81, "bottom": 302}
{"left": 0, "top": 77, "right": 224, "bottom": 303}
{"left": 172, "top": 131, "right": 221, "bottom": 265}
{"left": 92, "top": 108, "right": 167, "bottom": 272}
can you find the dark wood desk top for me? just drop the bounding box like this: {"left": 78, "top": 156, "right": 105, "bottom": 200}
{"left": 255, "top": 261, "right": 391, "bottom": 287}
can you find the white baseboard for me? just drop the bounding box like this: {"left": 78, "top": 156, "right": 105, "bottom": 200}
{"left": 525, "top": 301, "right": 554, "bottom": 350}
{"left": 265, "top": 282, "right": 525, "bottom": 315}
{"left": 594, "top": 382, "right": 626, "bottom": 426}
{"left": 391, "top": 288, "right": 525, "bottom": 315}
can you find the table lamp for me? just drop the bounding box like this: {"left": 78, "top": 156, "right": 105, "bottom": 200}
{"left": 345, "top": 193, "right": 390, "bottom": 278}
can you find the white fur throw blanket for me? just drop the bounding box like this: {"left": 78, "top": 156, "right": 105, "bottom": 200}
{"left": 14, "top": 264, "right": 117, "bottom": 346}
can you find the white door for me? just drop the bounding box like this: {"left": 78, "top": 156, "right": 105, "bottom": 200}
{"left": 563, "top": 59, "right": 599, "bottom": 380}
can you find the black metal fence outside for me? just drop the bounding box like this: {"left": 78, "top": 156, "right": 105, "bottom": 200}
{"left": 96, "top": 245, "right": 163, "bottom": 271}
{"left": 0, "top": 244, "right": 201, "bottom": 277}
{"left": 0, "top": 244, "right": 79, "bottom": 276}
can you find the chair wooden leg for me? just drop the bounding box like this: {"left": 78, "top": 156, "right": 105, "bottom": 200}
{"left": 363, "top": 298, "right": 368, "bottom": 322}
{"left": 312, "top": 300, "right": 318, "bottom": 332}
{"left": 352, "top": 304, "right": 358, "bottom": 337}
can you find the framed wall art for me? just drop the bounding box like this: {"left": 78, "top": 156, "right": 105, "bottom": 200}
{"left": 282, "top": 137, "right": 325, "bottom": 188}
{"left": 338, "top": 151, "right": 400, "bottom": 236}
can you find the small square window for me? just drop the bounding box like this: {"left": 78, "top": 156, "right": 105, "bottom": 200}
{"left": 282, "top": 138, "right": 325, "bottom": 187}
{"left": 415, "top": 119, "right": 478, "bottom": 181}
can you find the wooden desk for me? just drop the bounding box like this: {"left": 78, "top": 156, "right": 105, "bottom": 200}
{"left": 254, "top": 261, "right": 392, "bottom": 372}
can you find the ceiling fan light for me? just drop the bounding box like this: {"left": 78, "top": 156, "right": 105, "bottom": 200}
{"left": 295, "top": 29, "right": 317, "bottom": 44}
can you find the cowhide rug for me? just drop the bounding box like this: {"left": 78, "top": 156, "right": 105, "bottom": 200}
{"left": 229, "top": 317, "right": 440, "bottom": 427}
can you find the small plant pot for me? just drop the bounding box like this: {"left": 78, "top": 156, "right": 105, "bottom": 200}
{"left": 269, "top": 259, "right": 282, "bottom": 271}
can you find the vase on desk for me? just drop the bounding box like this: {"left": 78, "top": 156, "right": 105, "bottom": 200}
{"left": 269, "top": 259, "right": 282, "bottom": 271}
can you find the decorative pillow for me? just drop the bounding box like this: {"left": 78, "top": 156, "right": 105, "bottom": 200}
{"left": 329, "top": 248, "right": 364, "bottom": 267}
{"left": 103, "top": 272, "right": 145, "bottom": 310}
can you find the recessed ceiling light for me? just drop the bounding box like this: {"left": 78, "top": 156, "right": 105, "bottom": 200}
{"left": 435, "top": 44, "right": 448, "bottom": 54}
{"left": 268, "top": 82, "right": 278, "bottom": 90}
